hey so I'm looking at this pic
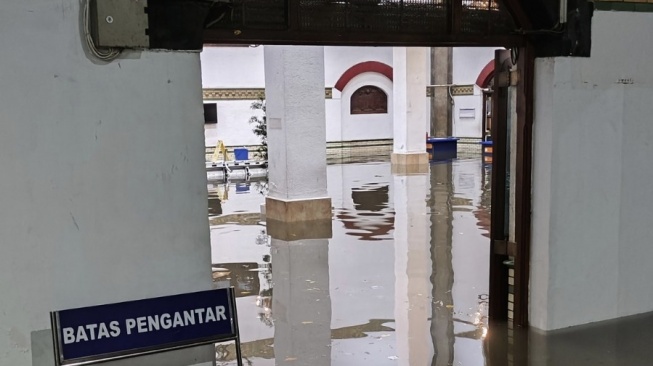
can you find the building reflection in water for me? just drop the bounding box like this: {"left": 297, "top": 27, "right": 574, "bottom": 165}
{"left": 210, "top": 159, "right": 491, "bottom": 365}
{"left": 336, "top": 183, "right": 394, "bottom": 241}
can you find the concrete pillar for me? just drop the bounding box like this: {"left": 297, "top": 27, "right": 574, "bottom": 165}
{"left": 0, "top": 2, "right": 213, "bottom": 365}
{"left": 430, "top": 47, "right": 453, "bottom": 138}
{"left": 392, "top": 47, "right": 429, "bottom": 174}
{"left": 393, "top": 172, "right": 433, "bottom": 365}
{"left": 271, "top": 233, "right": 331, "bottom": 366}
{"left": 264, "top": 46, "right": 332, "bottom": 223}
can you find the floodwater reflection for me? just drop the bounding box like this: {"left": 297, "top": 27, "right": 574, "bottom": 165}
{"left": 210, "top": 159, "right": 491, "bottom": 365}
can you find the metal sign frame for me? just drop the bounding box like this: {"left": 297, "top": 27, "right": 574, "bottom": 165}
{"left": 50, "top": 288, "right": 243, "bottom": 366}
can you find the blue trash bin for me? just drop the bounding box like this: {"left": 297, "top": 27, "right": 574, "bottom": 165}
{"left": 234, "top": 148, "right": 249, "bottom": 161}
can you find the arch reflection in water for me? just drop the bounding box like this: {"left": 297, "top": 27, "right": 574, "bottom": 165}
{"left": 210, "top": 159, "right": 491, "bottom": 365}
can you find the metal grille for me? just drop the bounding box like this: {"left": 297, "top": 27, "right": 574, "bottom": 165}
{"left": 228, "top": 0, "right": 287, "bottom": 30}
{"left": 298, "top": 0, "right": 447, "bottom": 34}
{"left": 460, "top": 0, "right": 513, "bottom": 34}
{"left": 213, "top": 0, "right": 514, "bottom": 36}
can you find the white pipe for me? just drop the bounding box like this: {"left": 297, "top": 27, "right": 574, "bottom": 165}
{"left": 559, "top": 0, "right": 568, "bottom": 24}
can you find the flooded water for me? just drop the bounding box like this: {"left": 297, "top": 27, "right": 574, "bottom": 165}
{"left": 209, "top": 158, "right": 492, "bottom": 365}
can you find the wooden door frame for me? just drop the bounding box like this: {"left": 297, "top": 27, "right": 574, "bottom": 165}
{"left": 488, "top": 49, "right": 511, "bottom": 323}
{"left": 513, "top": 44, "right": 535, "bottom": 327}
{"left": 488, "top": 45, "right": 534, "bottom": 328}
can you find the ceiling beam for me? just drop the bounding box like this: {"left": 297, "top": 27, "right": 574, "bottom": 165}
{"left": 203, "top": 29, "right": 525, "bottom": 48}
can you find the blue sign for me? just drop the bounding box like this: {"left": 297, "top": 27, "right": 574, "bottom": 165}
{"left": 50, "top": 288, "right": 241, "bottom": 365}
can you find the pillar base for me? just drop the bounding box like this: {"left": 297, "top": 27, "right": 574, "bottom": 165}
{"left": 265, "top": 196, "right": 332, "bottom": 222}
{"left": 267, "top": 219, "right": 333, "bottom": 241}
{"left": 391, "top": 152, "right": 429, "bottom": 175}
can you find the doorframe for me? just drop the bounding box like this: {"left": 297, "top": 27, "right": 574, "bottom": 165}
{"left": 488, "top": 45, "right": 534, "bottom": 328}
{"left": 488, "top": 49, "right": 511, "bottom": 323}
{"left": 513, "top": 44, "right": 535, "bottom": 327}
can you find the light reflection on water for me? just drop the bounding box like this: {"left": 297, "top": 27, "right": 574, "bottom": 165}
{"left": 209, "top": 159, "right": 491, "bottom": 365}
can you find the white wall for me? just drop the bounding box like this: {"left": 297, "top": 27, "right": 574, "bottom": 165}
{"left": 339, "top": 72, "right": 394, "bottom": 141}
{"left": 326, "top": 47, "right": 394, "bottom": 142}
{"left": 324, "top": 46, "right": 393, "bottom": 86}
{"left": 201, "top": 46, "right": 266, "bottom": 148}
{"left": 452, "top": 48, "right": 496, "bottom": 85}
{"left": 201, "top": 46, "right": 395, "bottom": 146}
{"left": 203, "top": 45, "right": 392, "bottom": 89}
{"left": 204, "top": 100, "right": 262, "bottom": 148}
{"left": 200, "top": 45, "right": 496, "bottom": 143}
{"left": 325, "top": 97, "right": 343, "bottom": 142}
{"left": 201, "top": 46, "right": 265, "bottom": 87}
{"left": 0, "top": 1, "right": 212, "bottom": 364}
{"left": 531, "top": 10, "right": 653, "bottom": 331}
{"left": 451, "top": 48, "right": 498, "bottom": 138}
{"left": 452, "top": 90, "right": 484, "bottom": 138}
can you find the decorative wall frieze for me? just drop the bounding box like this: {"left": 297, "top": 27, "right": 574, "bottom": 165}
{"left": 203, "top": 88, "right": 333, "bottom": 100}
{"left": 426, "top": 84, "right": 475, "bottom": 97}
{"left": 203, "top": 88, "right": 264, "bottom": 100}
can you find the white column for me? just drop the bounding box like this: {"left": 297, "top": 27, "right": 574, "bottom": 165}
{"left": 392, "top": 47, "right": 429, "bottom": 172}
{"left": 272, "top": 238, "right": 331, "bottom": 366}
{"left": 393, "top": 173, "right": 432, "bottom": 365}
{"left": 264, "top": 46, "right": 331, "bottom": 222}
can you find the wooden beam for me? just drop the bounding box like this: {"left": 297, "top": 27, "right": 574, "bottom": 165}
{"left": 513, "top": 43, "right": 535, "bottom": 328}
{"left": 203, "top": 29, "right": 525, "bottom": 47}
{"left": 488, "top": 49, "right": 511, "bottom": 323}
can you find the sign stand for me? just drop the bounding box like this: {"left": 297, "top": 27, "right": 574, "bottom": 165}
{"left": 50, "top": 287, "right": 243, "bottom": 366}
{"left": 229, "top": 287, "right": 244, "bottom": 366}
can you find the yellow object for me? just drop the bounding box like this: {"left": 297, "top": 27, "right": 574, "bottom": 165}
{"left": 210, "top": 183, "right": 229, "bottom": 201}
{"left": 211, "top": 140, "right": 227, "bottom": 163}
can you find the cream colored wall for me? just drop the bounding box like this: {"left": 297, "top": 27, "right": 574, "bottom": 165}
{"left": 531, "top": 10, "right": 653, "bottom": 331}
{"left": 0, "top": 1, "right": 213, "bottom": 364}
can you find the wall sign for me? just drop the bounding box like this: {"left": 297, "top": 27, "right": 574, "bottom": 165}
{"left": 459, "top": 108, "right": 476, "bottom": 119}
{"left": 50, "top": 288, "right": 242, "bottom": 366}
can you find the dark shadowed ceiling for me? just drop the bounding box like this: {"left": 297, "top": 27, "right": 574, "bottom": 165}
{"left": 202, "top": 0, "right": 525, "bottom": 46}
{"left": 146, "top": 0, "right": 591, "bottom": 55}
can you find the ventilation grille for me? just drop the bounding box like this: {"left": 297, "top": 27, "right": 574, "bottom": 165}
{"left": 460, "top": 0, "right": 513, "bottom": 34}
{"left": 216, "top": 0, "right": 514, "bottom": 35}
{"left": 297, "top": 0, "right": 448, "bottom": 34}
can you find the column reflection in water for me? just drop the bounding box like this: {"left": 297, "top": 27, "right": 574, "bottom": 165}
{"left": 450, "top": 159, "right": 490, "bottom": 366}
{"left": 270, "top": 229, "right": 331, "bottom": 366}
{"left": 209, "top": 160, "right": 491, "bottom": 365}
{"left": 429, "top": 162, "right": 455, "bottom": 366}
{"left": 393, "top": 172, "right": 433, "bottom": 365}
{"left": 427, "top": 159, "right": 491, "bottom": 366}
